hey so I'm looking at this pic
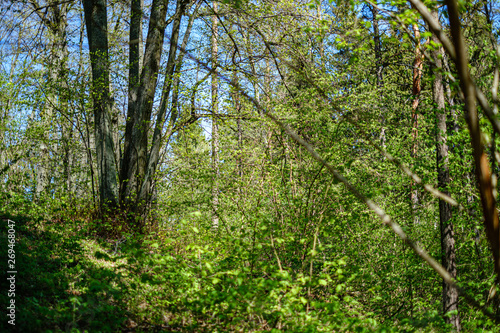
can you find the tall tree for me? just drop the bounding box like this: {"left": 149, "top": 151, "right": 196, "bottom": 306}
{"left": 370, "top": 3, "right": 383, "bottom": 89}
{"left": 444, "top": 0, "right": 500, "bottom": 277}
{"left": 410, "top": 22, "right": 424, "bottom": 224}
{"left": 432, "top": 19, "right": 460, "bottom": 329}
{"left": 136, "top": 0, "right": 192, "bottom": 214}
{"left": 120, "top": 0, "right": 191, "bottom": 223}
{"left": 120, "top": 0, "right": 169, "bottom": 212}
{"left": 82, "top": 0, "right": 119, "bottom": 208}
{"left": 369, "top": 3, "right": 385, "bottom": 150}
{"left": 26, "top": 0, "right": 71, "bottom": 200}
{"left": 211, "top": 0, "right": 220, "bottom": 229}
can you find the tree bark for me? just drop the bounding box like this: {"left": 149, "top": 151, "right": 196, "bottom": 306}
{"left": 120, "top": 0, "right": 169, "bottom": 211}
{"left": 211, "top": 1, "right": 220, "bottom": 229}
{"left": 121, "top": 0, "right": 142, "bottom": 201}
{"left": 410, "top": 23, "right": 424, "bottom": 225}
{"left": 432, "top": 14, "right": 460, "bottom": 330}
{"left": 444, "top": 0, "right": 500, "bottom": 278}
{"left": 370, "top": 4, "right": 383, "bottom": 89}
{"left": 231, "top": 69, "right": 243, "bottom": 178}
{"left": 137, "top": 0, "right": 190, "bottom": 209}
{"left": 120, "top": 0, "right": 191, "bottom": 222}
{"left": 370, "top": 3, "right": 385, "bottom": 150}
{"left": 83, "top": 0, "right": 119, "bottom": 208}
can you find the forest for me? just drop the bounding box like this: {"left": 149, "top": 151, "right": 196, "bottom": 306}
{"left": 1, "top": 0, "right": 500, "bottom": 331}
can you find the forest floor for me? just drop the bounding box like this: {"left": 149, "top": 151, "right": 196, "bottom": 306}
{"left": 0, "top": 213, "right": 186, "bottom": 332}
{"left": 0, "top": 211, "right": 443, "bottom": 332}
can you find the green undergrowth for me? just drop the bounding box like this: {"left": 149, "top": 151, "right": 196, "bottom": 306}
{"left": 0, "top": 205, "right": 424, "bottom": 332}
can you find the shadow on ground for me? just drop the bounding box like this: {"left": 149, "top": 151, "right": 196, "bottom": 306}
{"left": 0, "top": 214, "right": 132, "bottom": 332}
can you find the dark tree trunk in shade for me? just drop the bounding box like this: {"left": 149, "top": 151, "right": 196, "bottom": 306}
{"left": 370, "top": 3, "right": 385, "bottom": 151}
{"left": 370, "top": 4, "right": 383, "bottom": 89}
{"left": 432, "top": 16, "right": 460, "bottom": 330}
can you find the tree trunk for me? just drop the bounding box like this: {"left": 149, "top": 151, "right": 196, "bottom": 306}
{"left": 371, "top": 4, "right": 383, "bottom": 89}
{"left": 444, "top": 0, "right": 500, "bottom": 279}
{"left": 30, "top": 1, "right": 69, "bottom": 199}
{"left": 211, "top": 1, "right": 220, "bottom": 229}
{"left": 83, "top": 0, "right": 119, "bottom": 209}
{"left": 231, "top": 69, "right": 243, "bottom": 178}
{"left": 120, "top": 0, "right": 169, "bottom": 211}
{"left": 432, "top": 20, "right": 460, "bottom": 330}
{"left": 370, "top": 3, "right": 385, "bottom": 149}
{"left": 121, "top": 0, "right": 142, "bottom": 203}
{"left": 36, "top": 89, "right": 53, "bottom": 199}
{"left": 120, "top": 0, "right": 190, "bottom": 222}
{"left": 410, "top": 23, "right": 424, "bottom": 225}
{"left": 34, "top": 0, "right": 71, "bottom": 200}
{"left": 137, "top": 0, "right": 190, "bottom": 210}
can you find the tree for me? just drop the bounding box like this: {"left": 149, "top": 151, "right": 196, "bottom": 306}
{"left": 81, "top": 0, "right": 194, "bottom": 220}
{"left": 3, "top": 0, "right": 500, "bottom": 330}
{"left": 83, "top": 0, "right": 119, "bottom": 208}
{"left": 410, "top": 20, "right": 424, "bottom": 225}
{"left": 211, "top": 0, "right": 220, "bottom": 229}
{"left": 432, "top": 15, "right": 460, "bottom": 329}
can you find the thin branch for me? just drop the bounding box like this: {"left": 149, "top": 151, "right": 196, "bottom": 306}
{"left": 157, "top": 6, "right": 500, "bottom": 322}
{"left": 407, "top": 0, "right": 500, "bottom": 278}
{"left": 404, "top": 0, "right": 500, "bottom": 137}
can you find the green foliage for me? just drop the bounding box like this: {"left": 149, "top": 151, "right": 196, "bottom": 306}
{"left": 2, "top": 0, "right": 500, "bottom": 331}
{"left": 0, "top": 206, "right": 398, "bottom": 332}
